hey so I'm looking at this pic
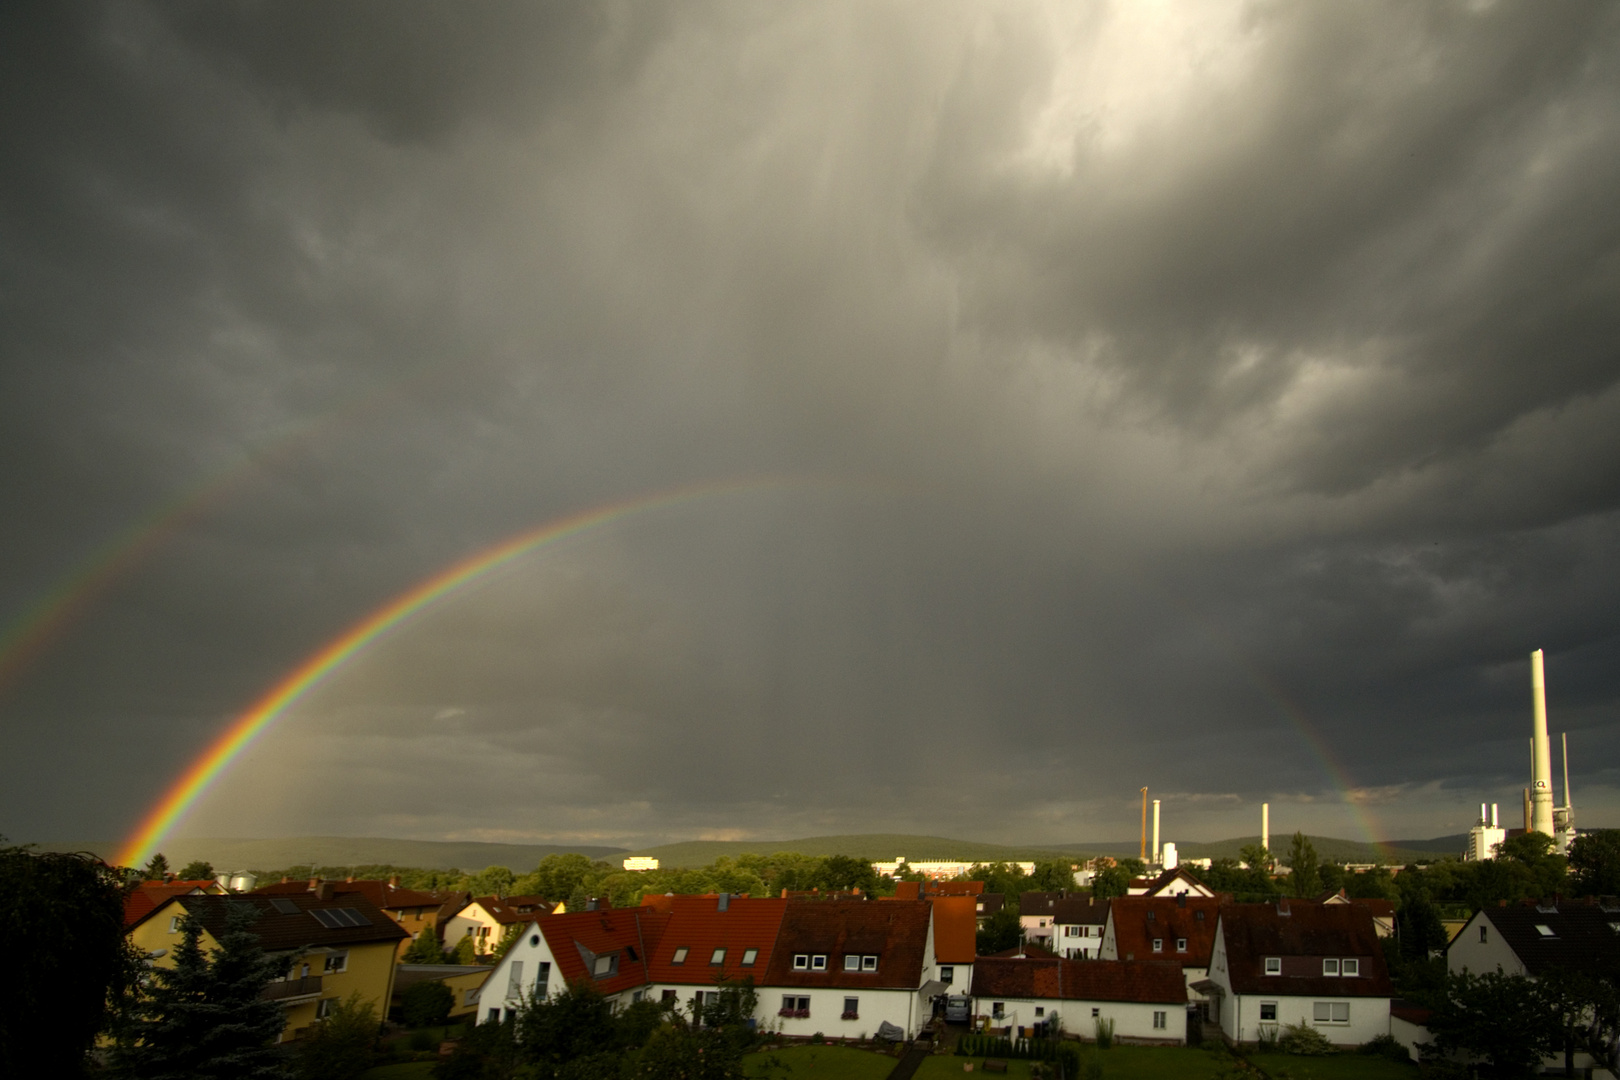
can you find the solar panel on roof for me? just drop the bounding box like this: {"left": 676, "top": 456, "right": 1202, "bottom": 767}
{"left": 270, "top": 898, "right": 301, "bottom": 915}
{"left": 336, "top": 907, "right": 370, "bottom": 926}
{"left": 310, "top": 909, "right": 343, "bottom": 929}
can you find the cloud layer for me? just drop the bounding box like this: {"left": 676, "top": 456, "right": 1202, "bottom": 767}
{"left": 2, "top": 0, "right": 1618, "bottom": 851}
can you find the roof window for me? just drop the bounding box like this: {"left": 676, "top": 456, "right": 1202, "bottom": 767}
{"left": 845, "top": 954, "right": 862, "bottom": 971}
{"left": 1536, "top": 924, "right": 1556, "bottom": 937}
{"left": 710, "top": 948, "right": 726, "bottom": 965}
{"left": 269, "top": 899, "right": 301, "bottom": 915}
{"left": 1323, "top": 958, "right": 1340, "bottom": 976}
{"left": 310, "top": 907, "right": 371, "bottom": 929}
{"left": 741, "top": 948, "right": 758, "bottom": 966}
{"left": 672, "top": 947, "right": 688, "bottom": 965}
{"left": 811, "top": 954, "right": 827, "bottom": 971}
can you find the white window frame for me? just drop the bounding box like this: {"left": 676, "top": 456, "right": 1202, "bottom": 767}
{"left": 1322, "top": 958, "right": 1340, "bottom": 976}
{"left": 1342, "top": 958, "right": 1359, "bottom": 977}
{"left": 316, "top": 998, "right": 337, "bottom": 1019}
{"left": 324, "top": 952, "right": 348, "bottom": 974}
{"left": 1152, "top": 938, "right": 1163, "bottom": 953}
{"left": 940, "top": 965, "right": 954, "bottom": 985}
{"left": 1264, "top": 956, "right": 1281, "bottom": 975}
{"left": 1176, "top": 937, "right": 1188, "bottom": 952}
{"left": 992, "top": 1002, "right": 1005, "bottom": 1019}
{"left": 1153, "top": 1010, "right": 1166, "bottom": 1029}
{"left": 810, "top": 954, "right": 827, "bottom": 971}
{"left": 1260, "top": 1001, "right": 1277, "bottom": 1021}
{"left": 710, "top": 947, "right": 726, "bottom": 966}
{"left": 1313, "top": 1001, "right": 1350, "bottom": 1024}
{"left": 843, "top": 996, "right": 859, "bottom": 1018}
{"left": 792, "top": 953, "right": 809, "bottom": 971}
{"left": 844, "top": 954, "right": 861, "bottom": 971}
{"left": 861, "top": 954, "right": 878, "bottom": 972}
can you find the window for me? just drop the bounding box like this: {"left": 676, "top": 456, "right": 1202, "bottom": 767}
{"left": 1153, "top": 1011, "right": 1166, "bottom": 1030}
{"left": 710, "top": 948, "right": 726, "bottom": 965}
{"left": 1065, "top": 926, "right": 1079, "bottom": 937}
{"left": 1264, "top": 957, "right": 1281, "bottom": 975}
{"left": 810, "top": 955, "right": 827, "bottom": 971}
{"left": 316, "top": 998, "right": 337, "bottom": 1019}
{"left": 992, "top": 1002, "right": 1005, "bottom": 1019}
{"left": 1260, "top": 1002, "right": 1277, "bottom": 1021}
{"left": 1536, "top": 924, "right": 1556, "bottom": 937}
{"left": 792, "top": 954, "right": 809, "bottom": 971}
{"left": 530, "top": 934, "right": 540, "bottom": 946}
{"left": 1196, "top": 910, "right": 1205, "bottom": 921}
{"left": 1035, "top": 1007, "right": 1045, "bottom": 1017}
{"left": 593, "top": 954, "right": 616, "bottom": 978}
{"left": 672, "top": 947, "right": 689, "bottom": 965}
{"left": 779, "top": 995, "right": 810, "bottom": 1017}
{"left": 1091, "top": 1008, "right": 1100, "bottom": 1018}
{"left": 487, "top": 1008, "right": 501, "bottom": 1024}
{"left": 862, "top": 955, "right": 878, "bottom": 972}
{"left": 1313, "top": 1001, "right": 1350, "bottom": 1024}
{"left": 662, "top": 990, "right": 678, "bottom": 1003}
{"left": 1152, "top": 938, "right": 1163, "bottom": 953}
{"left": 843, "top": 997, "right": 859, "bottom": 1019}
{"left": 535, "top": 962, "right": 550, "bottom": 996}
{"left": 845, "top": 954, "right": 861, "bottom": 971}
{"left": 1146, "top": 911, "right": 1155, "bottom": 922}
{"left": 324, "top": 952, "right": 348, "bottom": 974}
{"left": 507, "top": 960, "right": 524, "bottom": 1000}
{"left": 1323, "top": 958, "right": 1340, "bottom": 976}
{"left": 940, "top": 965, "right": 954, "bottom": 985}
{"left": 1176, "top": 938, "right": 1188, "bottom": 952}
{"left": 169, "top": 916, "right": 182, "bottom": 933}
{"left": 632, "top": 990, "right": 644, "bottom": 1003}
{"left": 741, "top": 948, "right": 758, "bottom": 966}
{"left": 1342, "top": 958, "right": 1359, "bottom": 976}
{"left": 1479, "top": 925, "right": 1488, "bottom": 943}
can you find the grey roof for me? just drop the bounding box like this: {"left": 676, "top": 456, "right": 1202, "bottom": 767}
{"left": 1051, "top": 896, "right": 1109, "bottom": 926}
{"left": 393, "top": 964, "right": 492, "bottom": 994}
{"left": 1469, "top": 901, "right": 1620, "bottom": 978}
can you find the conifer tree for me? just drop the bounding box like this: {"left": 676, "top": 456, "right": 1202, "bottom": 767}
{"left": 118, "top": 901, "right": 290, "bottom": 1079}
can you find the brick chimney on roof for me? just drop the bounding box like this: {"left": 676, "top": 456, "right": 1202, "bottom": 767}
{"left": 308, "top": 877, "right": 320, "bottom": 890}
{"left": 389, "top": 875, "right": 401, "bottom": 888}
{"left": 315, "top": 882, "right": 335, "bottom": 901}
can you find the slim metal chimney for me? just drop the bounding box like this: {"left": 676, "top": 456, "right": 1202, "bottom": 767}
{"left": 1262, "top": 803, "right": 1270, "bottom": 854}
{"left": 1491, "top": 803, "right": 1498, "bottom": 829}
{"left": 1531, "top": 650, "right": 1555, "bottom": 836}
{"left": 1562, "top": 732, "right": 1574, "bottom": 824}
{"left": 1480, "top": 803, "right": 1488, "bottom": 826}
{"left": 1152, "top": 800, "right": 1161, "bottom": 866}
{"left": 1140, "top": 788, "right": 1148, "bottom": 862}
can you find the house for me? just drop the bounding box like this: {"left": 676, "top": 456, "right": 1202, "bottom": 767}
{"left": 1020, "top": 892, "right": 1082, "bottom": 947}
{"left": 761, "top": 898, "right": 936, "bottom": 1040}
{"left": 1100, "top": 895, "right": 1222, "bottom": 1017}
{"left": 927, "top": 895, "right": 977, "bottom": 997}
{"left": 1312, "top": 890, "right": 1396, "bottom": 938}
{"left": 975, "top": 893, "right": 1007, "bottom": 926}
{"left": 127, "top": 891, "right": 408, "bottom": 1041}
{"left": 1051, "top": 895, "right": 1109, "bottom": 960}
{"left": 1127, "top": 868, "right": 1217, "bottom": 899}
{"left": 892, "top": 880, "right": 983, "bottom": 901}
{"left": 969, "top": 956, "right": 1187, "bottom": 1044}
{"left": 640, "top": 894, "right": 789, "bottom": 1018}
{"left": 439, "top": 894, "right": 561, "bottom": 959}
{"left": 123, "top": 879, "right": 225, "bottom": 927}
{"left": 1200, "top": 901, "right": 1392, "bottom": 1048}
{"left": 255, "top": 877, "right": 471, "bottom": 959}
{"left": 392, "top": 964, "right": 492, "bottom": 1021}
{"left": 476, "top": 904, "right": 672, "bottom": 1022}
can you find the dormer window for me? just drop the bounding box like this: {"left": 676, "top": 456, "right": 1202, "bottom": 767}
{"left": 1264, "top": 957, "right": 1281, "bottom": 975}
{"left": 1342, "top": 958, "right": 1359, "bottom": 976}
{"left": 811, "top": 954, "right": 828, "bottom": 971}
{"left": 792, "top": 954, "right": 809, "bottom": 971}
{"left": 672, "top": 947, "right": 689, "bottom": 965}
{"left": 845, "top": 954, "right": 861, "bottom": 971}
{"left": 1196, "top": 911, "right": 1205, "bottom": 921}
{"left": 1146, "top": 911, "right": 1155, "bottom": 922}
{"left": 1176, "top": 938, "right": 1188, "bottom": 953}
{"left": 1323, "top": 958, "right": 1340, "bottom": 976}
{"left": 862, "top": 955, "right": 878, "bottom": 972}
{"left": 1152, "top": 939, "right": 1163, "bottom": 953}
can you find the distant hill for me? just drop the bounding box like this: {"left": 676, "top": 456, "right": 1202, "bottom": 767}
{"left": 625, "top": 834, "right": 1080, "bottom": 866}
{"left": 35, "top": 836, "right": 626, "bottom": 873}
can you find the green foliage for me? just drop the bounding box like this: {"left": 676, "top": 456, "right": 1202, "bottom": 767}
{"left": 965, "top": 862, "right": 1033, "bottom": 899}
{"left": 117, "top": 901, "right": 290, "bottom": 1079}
{"left": 403, "top": 924, "right": 451, "bottom": 965}
{"left": 467, "top": 865, "right": 518, "bottom": 899}
{"left": 1028, "top": 860, "right": 1078, "bottom": 892}
{"left": 1357, "top": 1033, "right": 1410, "bottom": 1062}
{"left": 1094, "top": 1017, "right": 1114, "bottom": 1049}
{"left": 177, "top": 860, "right": 215, "bottom": 881}
{"left": 297, "top": 993, "right": 378, "bottom": 1080}
{"left": 1286, "top": 833, "right": 1321, "bottom": 899}
{"left": 436, "top": 1013, "right": 521, "bottom": 1080}
{"left": 143, "top": 853, "right": 172, "bottom": 881}
{"left": 1569, "top": 829, "right": 1620, "bottom": 897}
{"left": 1317, "top": 863, "right": 1346, "bottom": 896}
{"left": 1425, "top": 968, "right": 1563, "bottom": 1078}
{"left": 1090, "top": 862, "right": 1132, "bottom": 900}
{"left": 0, "top": 843, "right": 144, "bottom": 1077}
{"left": 492, "top": 924, "right": 522, "bottom": 960}
{"left": 402, "top": 980, "right": 455, "bottom": 1029}
{"left": 453, "top": 934, "right": 478, "bottom": 965}
{"left": 1275, "top": 1020, "right": 1333, "bottom": 1055}
{"left": 975, "top": 906, "right": 1024, "bottom": 954}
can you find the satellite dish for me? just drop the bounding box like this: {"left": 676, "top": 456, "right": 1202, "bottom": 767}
{"left": 147, "top": 948, "right": 167, "bottom": 959}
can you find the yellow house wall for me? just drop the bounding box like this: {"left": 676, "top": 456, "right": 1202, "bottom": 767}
{"left": 387, "top": 905, "right": 447, "bottom": 960}
{"left": 129, "top": 912, "right": 398, "bottom": 1042}
{"left": 440, "top": 969, "right": 492, "bottom": 1020}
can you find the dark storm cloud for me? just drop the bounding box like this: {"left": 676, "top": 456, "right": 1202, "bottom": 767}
{"left": 1, "top": 0, "right": 1618, "bottom": 851}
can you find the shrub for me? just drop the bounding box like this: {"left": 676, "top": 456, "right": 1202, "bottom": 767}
{"left": 1359, "top": 1033, "right": 1409, "bottom": 1062}
{"left": 401, "top": 979, "right": 455, "bottom": 1028}
{"left": 1276, "top": 1020, "right": 1334, "bottom": 1056}
{"left": 297, "top": 993, "right": 380, "bottom": 1080}
{"left": 408, "top": 1029, "right": 436, "bottom": 1052}
{"left": 1094, "top": 1017, "right": 1114, "bottom": 1050}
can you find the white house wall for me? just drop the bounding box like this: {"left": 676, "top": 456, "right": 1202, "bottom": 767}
{"left": 1446, "top": 912, "right": 1527, "bottom": 977}
{"left": 969, "top": 995, "right": 1183, "bottom": 1045}
{"left": 477, "top": 922, "right": 562, "bottom": 1022}
{"left": 1226, "top": 993, "right": 1389, "bottom": 1048}
{"left": 760, "top": 986, "right": 925, "bottom": 1040}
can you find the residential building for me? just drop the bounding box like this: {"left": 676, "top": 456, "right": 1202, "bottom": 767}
{"left": 255, "top": 877, "right": 470, "bottom": 960}
{"left": 1313, "top": 889, "right": 1396, "bottom": 938}
{"left": 761, "top": 898, "right": 936, "bottom": 1040}
{"left": 123, "top": 879, "right": 225, "bottom": 927}
{"left": 969, "top": 956, "right": 1187, "bottom": 1044}
{"left": 476, "top": 904, "right": 671, "bottom": 1022}
{"left": 1126, "top": 868, "right": 1217, "bottom": 898}
{"left": 974, "top": 893, "right": 1006, "bottom": 927}
{"left": 1448, "top": 897, "right": 1620, "bottom": 980}
{"left": 127, "top": 891, "right": 408, "bottom": 1042}
{"left": 1051, "top": 895, "right": 1109, "bottom": 960}
{"left": 392, "top": 964, "right": 492, "bottom": 1022}
{"left": 1200, "top": 901, "right": 1392, "bottom": 1048}
{"left": 439, "top": 895, "right": 560, "bottom": 959}
{"left": 1100, "top": 895, "right": 1221, "bottom": 1016}
{"left": 927, "top": 895, "right": 977, "bottom": 997}
{"left": 640, "top": 894, "right": 788, "bottom": 1018}
{"left": 1020, "top": 891, "right": 1080, "bottom": 947}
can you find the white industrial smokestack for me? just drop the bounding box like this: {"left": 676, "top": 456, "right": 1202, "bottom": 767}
{"left": 1261, "top": 802, "right": 1270, "bottom": 854}
{"left": 1480, "top": 803, "right": 1488, "bottom": 826}
{"left": 1531, "top": 649, "right": 1555, "bottom": 836}
{"left": 1491, "top": 803, "right": 1499, "bottom": 829}
{"left": 1152, "top": 800, "right": 1161, "bottom": 865}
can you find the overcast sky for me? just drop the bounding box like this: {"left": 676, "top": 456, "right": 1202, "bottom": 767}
{"left": 4, "top": 1, "right": 1619, "bottom": 855}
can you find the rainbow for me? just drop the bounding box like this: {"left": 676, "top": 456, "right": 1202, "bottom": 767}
{"left": 115, "top": 477, "right": 826, "bottom": 868}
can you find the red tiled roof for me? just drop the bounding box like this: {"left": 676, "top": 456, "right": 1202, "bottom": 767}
{"left": 1106, "top": 895, "right": 1222, "bottom": 968}
{"left": 1218, "top": 902, "right": 1392, "bottom": 997}
{"left": 763, "top": 900, "right": 931, "bottom": 990}
{"left": 928, "top": 881, "right": 985, "bottom": 896}
{"left": 643, "top": 895, "right": 788, "bottom": 985}
{"left": 894, "top": 882, "right": 922, "bottom": 901}
{"left": 970, "top": 957, "right": 1186, "bottom": 1005}
{"left": 930, "top": 896, "right": 977, "bottom": 964}
{"left": 252, "top": 878, "right": 457, "bottom": 912}
{"left": 536, "top": 907, "right": 671, "bottom": 997}
{"left": 986, "top": 942, "right": 1057, "bottom": 959}
{"left": 473, "top": 895, "right": 557, "bottom": 925}
{"left": 123, "top": 882, "right": 217, "bottom": 927}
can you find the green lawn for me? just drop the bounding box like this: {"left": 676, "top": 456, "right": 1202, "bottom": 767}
{"left": 1246, "top": 1052, "right": 1417, "bottom": 1079}
{"left": 359, "top": 1063, "right": 438, "bottom": 1080}
{"left": 914, "top": 1054, "right": 1041, "bottom": 1078}
{"left": 744, "top": 1044, "right": 905, "bottom": 1080}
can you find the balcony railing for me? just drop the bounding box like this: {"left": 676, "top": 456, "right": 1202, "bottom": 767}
{"left": 263, "top": 975, "right": 323, "bottom": 1002}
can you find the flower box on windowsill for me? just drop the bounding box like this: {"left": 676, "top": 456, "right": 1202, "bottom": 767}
{"left": 779, "top": 1009, "right": 811, "bottom": 1019}
{"left": 841, "top": 1011, "right": 858, "bottom": 1020}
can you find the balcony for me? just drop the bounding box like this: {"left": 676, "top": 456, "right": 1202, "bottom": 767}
{"left": 263, "top": 975, "right": 323, "bottom": 1004}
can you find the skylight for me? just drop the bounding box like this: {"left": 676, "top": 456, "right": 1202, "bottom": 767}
{"left": 1535, "top": 924, "right": 1556, "bottom": 937}
{"left": 269, "top": 899, "right": 301, "bottom": 915}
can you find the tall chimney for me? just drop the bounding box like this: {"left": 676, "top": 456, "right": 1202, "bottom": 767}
{"left": 1480, "top": 803, "right": 1488, "bottom": 826}
{"left": 1261, "top": 802, "right": 1270, "bottom": 855}
{"left": 1562, "top": 732, "right": 1573, "bottom": 821}
{"left": 1531, "top": 650, "right": 1555, "bottom": 836}
{"left": 1491, "top": 803, "right": 1498, "bottom": 829}
{"left": 1152, "top": 800, "right": 1161, "bottom": 866}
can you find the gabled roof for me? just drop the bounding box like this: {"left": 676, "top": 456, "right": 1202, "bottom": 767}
{"left": 928, "top": 881, "right": 985, "bottom": 897}
{"left": 1019, "top": 892, "right": 1072, "bottom": 917}
{"left": 535, "top": 907, "right": 671, "bottom": 997}
{"left": 970, "top": 957, "right": 1185, "bottom": 1005}
{"left": 1468, "top": 901, "right": 1620, "bottom": 978}
{"left": 1218, "top": 902, "right": 1391, "bottom": 997}
{"left": 642, "top": 895, "right": 788, "bottom": 985}
{"left": 124, "top": 881, "right": 218, "bottom": 927}
{"left": 929, "top": 896, "right": 977, "bottom": 964}
{"left": 1051, "top": 896, "right": 1109, "bottom": 927}
{"left": 1129, "top": 868, "right": 1213, "bottom": 897}
{"left": 134, "top": 892, "right": 410, "bottom": 951}
{"left": 762, "top": 899, "right": 931, "bottom": 990}
{"left": 976, "top": 894, "right": 1006, "bottom": 917}
{"left": 475, "top": 895, "right": 558, "bottom": 926}
{"left": 1311, "top": 889, "right": 1395, "bottom": 918}
{"left": 252, "top": 878, "right": 458, "bottom": 912}
{"left": 1106, "top": 895, "right": 1221, "bottom": 968}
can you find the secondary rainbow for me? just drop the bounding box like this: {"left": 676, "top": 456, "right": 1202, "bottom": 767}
{"left": 115, "top": 478, "right": 814, "bottom": 869}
